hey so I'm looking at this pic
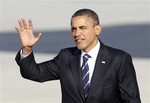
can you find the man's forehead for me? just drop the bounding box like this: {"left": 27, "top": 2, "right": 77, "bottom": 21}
{"left": 71, "top": 16, "right": 93, "bottom": 26}
{"left": 71, "top": 15, "right": 91, "bottom": 20}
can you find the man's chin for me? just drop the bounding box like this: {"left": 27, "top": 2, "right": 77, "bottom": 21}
{"left": 76, "top": 45, "right": 84, "bottom": 50}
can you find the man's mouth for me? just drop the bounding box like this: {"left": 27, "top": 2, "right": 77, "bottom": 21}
{"left": 75, "top": 38, "right": 84, "bottom": 43}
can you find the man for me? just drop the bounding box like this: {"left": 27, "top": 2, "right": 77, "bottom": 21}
{"left": 15, "top": 9, "right": 141, "bottom": 103}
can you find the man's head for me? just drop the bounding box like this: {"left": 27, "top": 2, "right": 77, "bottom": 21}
{"left": 70, "top": 9, "right": 102, "bottom": 53}
{"left": 71, "top": 8, "right": 100, "bottom": 26}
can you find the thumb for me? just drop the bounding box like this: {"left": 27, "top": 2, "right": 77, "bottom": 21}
{"left": 35, "top": 33, "right": 42, "bottom": 42}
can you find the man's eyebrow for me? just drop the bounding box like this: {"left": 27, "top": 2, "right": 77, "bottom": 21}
{"left": 71, "top": 27, "right": 76, "bottom": 30}
{"left": 71, "top": 25, "right": 87, "bottom": 30}
{"left": 71, "top": 25, "right": 87, "bottom": 28}
{"left": 79, "top": 26, "right": 87, "bottom": 28}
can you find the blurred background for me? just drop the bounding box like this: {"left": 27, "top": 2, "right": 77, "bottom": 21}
{"left": 0, "top": 0, "right": 150, "bottom": 103}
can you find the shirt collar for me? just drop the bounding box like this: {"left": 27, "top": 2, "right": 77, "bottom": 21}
{"left": 81, "top": 41, "right": 100, "bottom": 59}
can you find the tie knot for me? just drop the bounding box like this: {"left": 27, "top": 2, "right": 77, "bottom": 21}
{"left": 83, "top": 54, "right": 91, "bottom": 63}
{"left": 83, "top": 54, "right": 91, "bottom": 59}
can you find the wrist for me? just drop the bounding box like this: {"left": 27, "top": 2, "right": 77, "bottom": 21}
{"left": 22, "top": 46, "right": 32, "bottom": 55}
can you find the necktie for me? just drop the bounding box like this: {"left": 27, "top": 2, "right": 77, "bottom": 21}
{"left": 81, "top": 54, "right": 91, "bottom": 97}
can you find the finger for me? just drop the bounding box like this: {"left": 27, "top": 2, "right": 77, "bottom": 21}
{"left": 15, "top": 26, "right": 21, "bottom": 34}
{"left": 28, "top": 19, "right": 33, "bottom": 30}
{"left": 18, "top": 19, "right": 25, "bottom": 31}
{"left": 22, "top": 18, "right": 28, "bottom": 29}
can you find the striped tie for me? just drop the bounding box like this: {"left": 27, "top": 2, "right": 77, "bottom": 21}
{"left": 81, "top": 54, "right": 91, "bottom": 97}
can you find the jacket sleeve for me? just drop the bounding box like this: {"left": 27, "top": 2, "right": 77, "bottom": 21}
{"left": 118, "top": 53, "right": 141, "bottom": 103}
{"left": 15, "top": 50, "right": 60, "bottom": 82}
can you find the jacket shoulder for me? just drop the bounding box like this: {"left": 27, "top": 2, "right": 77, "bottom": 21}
{"left": 59, "top": 46, "right": 80, "bottom": 56}
{"left": 106, "top": 45, "right": 131, "bottom": 57}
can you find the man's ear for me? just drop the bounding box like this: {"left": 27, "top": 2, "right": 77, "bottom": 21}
{"left": 95, "top": 25, "right": 102, "bottom": 36}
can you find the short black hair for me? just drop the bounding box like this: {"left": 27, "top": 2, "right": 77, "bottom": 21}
{"left": 71, "top": 8, "right": 100, "bottom": 26}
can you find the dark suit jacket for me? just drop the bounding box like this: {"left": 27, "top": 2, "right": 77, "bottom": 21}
{"left": 16, "top": 42, "right": 141, "bottom": 103}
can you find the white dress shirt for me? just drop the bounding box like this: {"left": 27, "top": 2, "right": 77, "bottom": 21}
{"left": 20, "top": 49, "right": 32, "bottom": 59}
{"left": 80, "top": 41, "right": 100, "bottom": 84}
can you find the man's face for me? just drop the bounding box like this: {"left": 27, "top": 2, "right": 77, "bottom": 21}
{"left": 71, "top": 15, "right": 102, "bottom": 53}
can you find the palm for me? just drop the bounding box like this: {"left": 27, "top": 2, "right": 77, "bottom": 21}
{"left": 20, "top": 29, "right": 37, "bottom": 47}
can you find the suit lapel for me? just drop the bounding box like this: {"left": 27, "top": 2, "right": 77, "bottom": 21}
{"left": 69, "top": 49, "right": 85, "bottom": 101}
{"left": 87, "top": 42, "right": 110, "bottom": 99}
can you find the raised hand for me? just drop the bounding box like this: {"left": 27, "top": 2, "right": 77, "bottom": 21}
{"left": 15, "top": 18, "right": 42, "bottom": 55}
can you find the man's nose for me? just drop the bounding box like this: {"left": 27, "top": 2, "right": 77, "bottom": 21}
{"left": 74, "top": 28, "right": 81, "bottom": 36}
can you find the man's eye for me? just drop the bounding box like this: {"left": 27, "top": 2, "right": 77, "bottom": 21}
{"left": 71, "top": 28, "right": 76, "bottom": 32}
{"left": 80, "top": 27, "right": 87, "bottom": 29}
